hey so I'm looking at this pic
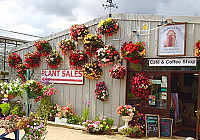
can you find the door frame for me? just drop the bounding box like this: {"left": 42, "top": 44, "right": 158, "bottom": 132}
{"left": 196, "top": 72, "right": 200, "bottom": 140}
{"left": 127, "top": 71, "right": 171, "bottom": 117}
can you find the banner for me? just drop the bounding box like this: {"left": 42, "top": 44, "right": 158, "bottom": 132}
{"left": 41, "top": 70, "right": 83, "bottom": 84}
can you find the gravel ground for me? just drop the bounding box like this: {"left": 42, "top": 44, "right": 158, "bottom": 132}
{"left": 0, "top": 125, "right": 187, "bottom": 140}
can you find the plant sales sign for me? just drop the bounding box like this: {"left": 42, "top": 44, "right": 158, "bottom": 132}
{"left": 41, "top": 70, "right": 83, "bottom": 84}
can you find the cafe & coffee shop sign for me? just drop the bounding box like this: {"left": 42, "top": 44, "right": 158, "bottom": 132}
{"left": 148, "top": 58, "right": 196, "bottom": 66}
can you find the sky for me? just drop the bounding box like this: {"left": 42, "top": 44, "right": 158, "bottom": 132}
{"left": 0, "top": 0, "right": 199, "bottom": 40}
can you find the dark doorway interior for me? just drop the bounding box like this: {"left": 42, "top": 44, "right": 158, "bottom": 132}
{"left": 171, "top": 73, "right": 197, "bottom": 137}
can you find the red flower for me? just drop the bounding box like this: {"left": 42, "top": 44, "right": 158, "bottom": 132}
{"left": 34, "top": 40, "right": 52, "bottom": 56}
{"left": 120, "top": 41, "right": 145, "bottom": 64}
{"left": 8, "top": 53, "right": 22, "bottom": 68}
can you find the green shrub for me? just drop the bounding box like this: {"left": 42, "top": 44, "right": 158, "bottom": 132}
{"left": 0, "top": 103, "right": 11, "bottom": 115}
{"left": 67, "top": 115, "right": 82, "bottom": 125}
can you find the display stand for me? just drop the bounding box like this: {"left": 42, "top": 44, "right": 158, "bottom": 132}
{"left": 0, "top": 127, "right": 19, "bottom": 140}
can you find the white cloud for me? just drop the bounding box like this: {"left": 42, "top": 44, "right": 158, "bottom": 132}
{"left": 1, "top": 0, "right": 200, "bottom": 40}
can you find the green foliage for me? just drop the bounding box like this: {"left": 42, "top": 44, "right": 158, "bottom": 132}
{"left": 0, "top": 103, "right": 11, "bottom": 115}
{"left": 56, "top": 101, "right": 74, "bottom": 119}
{"left": 67, "top": 115, "right": 82, "bottom": 125}
{"left": 84, "top": 116, "right": 114, "bottom": 133}
{"left": 36, "top": 97, "right": 51, "bottom": 121}
{"left": 10, "top": 100, "right": 25, "bottom": 117}
{"left": 121, "top": 125, "right": 143, "bottom": 138}
{"left": 24, "top": 114, "right": 47, "bottom": 140}
{"left": 82, "top": 101, "right": 89, "bottom": 122}
{"left": 94, "top": 116, "right": 114, "bottom": 131}
{"left": 48, "top": 104, "right": 57, "bottom": 121}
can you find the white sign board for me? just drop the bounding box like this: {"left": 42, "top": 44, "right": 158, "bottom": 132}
{"left": 41, "top": 70, "right": 83, "bottom": 84}
{"left": 149, "top": 58, "right": 196, "bottom": 66}
{"left": 158, "top": 24, "right": 186, "bottom": 56}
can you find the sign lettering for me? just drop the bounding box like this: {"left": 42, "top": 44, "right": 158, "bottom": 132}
{"left": 41, "top": 70, "right": 83, "bottom": 84}
{"left": 149, "top": 58, "right": 196, "bottom": 66}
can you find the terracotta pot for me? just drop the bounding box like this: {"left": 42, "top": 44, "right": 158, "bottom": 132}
{"left": 8, "top": 94, "right": 16, "bottom": 99}
{"left": 77, "top": 36, "right": 83, "bottom": 40}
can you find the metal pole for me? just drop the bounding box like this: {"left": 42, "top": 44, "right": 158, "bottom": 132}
{"left": 26, "top": 69, "right": 30, "bottom": 117}
{"left": 3, "top": 40, "right": 6, "bottom": 79}
{"left": 109, "top": 7, "right": 112, "bottom": 17}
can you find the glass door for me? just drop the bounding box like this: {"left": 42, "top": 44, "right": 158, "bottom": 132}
{"left": 129, "top": 72, "right": 170, "bottom": 117}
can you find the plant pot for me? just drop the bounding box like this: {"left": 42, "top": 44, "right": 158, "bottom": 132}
{"left": 8, "top": 94, "right": 16, "bottom": 99}
{"left": 77, "top": 36, "right": 83, "bottom": 40}
{"left": 28, "top": 91, "right": 38, "bottom": 99}
{"left": 55, "top": 117, "right": 68, "bottom": 123}
{"left": 121, "top": 116, "right": 133, "bottom": 126}
{"left": 61, "top": 118, "right": 68, "bottom": 123}
{"left": 118, "top": 116, "right": 133, "bottom": 133}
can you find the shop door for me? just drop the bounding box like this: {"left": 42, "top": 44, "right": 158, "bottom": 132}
{"left": 135, "top": 72, "right": 170, "bottom": 117}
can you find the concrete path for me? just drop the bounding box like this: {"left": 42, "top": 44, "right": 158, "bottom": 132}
{"left": 0, "top": 125, "right": 187, "bottom": 140}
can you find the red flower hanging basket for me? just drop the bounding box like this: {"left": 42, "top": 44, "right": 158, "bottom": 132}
{"left": 58, "top": 39, "right": 76, "bottom": 55}
{"left": 120, "top": 41, "right": 146, "bottom": 64}
{"left": 195, "top": 40, "right": 200, "bottom": 57}
{"left": 131, "top": 73, "right": 150, "bottom": 99}
{"left": 7, "top": 53, "right": 22, "bottom": 68}
{"left": 68, "top": 50, "right": 88, "bottom": 70}
{"left": 24, "top": 51, "right": 41, "bottom": 68}
{"left": 34, "top": 40, "right": 52, "bottom": 56}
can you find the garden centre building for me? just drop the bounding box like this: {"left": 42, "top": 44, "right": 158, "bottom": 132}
{"left": 9, "top": 13, "right": 200, "bottom": 138}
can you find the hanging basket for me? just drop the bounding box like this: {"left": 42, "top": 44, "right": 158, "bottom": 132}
{"left": 28, "top": 91, "right": 38, "bottom": 99}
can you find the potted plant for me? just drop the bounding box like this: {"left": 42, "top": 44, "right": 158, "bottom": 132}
{"left": 58, "top": 39, "right": 76, "bottom": 55}
{"left": 24, "top": 51, "right": 41, "bottom": 68}
{"left": 82, "top": 61, "right": 102, "bottom": 79}
{"left": 96, "top": 45, "right": 119, "bottom": 66}
{"left": 10, "top": 100, "right": 26, "bottom": 117}
{"left": 83, "top": 34, "right": 103, "bottom": 57}
{"left": 117, "top": 105, "right": 135, "bottom": 132}
{"left": 121, "top": 125, "right": 143, "bottom": 138}
{"left": 7, "top": 53, "right": 22, "bottom": 68}
{"left": 0, "top": 78, "right": 23, "bottom": 99}
{"left": 0, "top": 103, "right": 10, "bottom": 116}
{"left": 22, "top": 80, "right": 44, "bottom": 101}
{"left": 109, "top": 64, "right": 126, "bottom": 80}
{"left": 94, "top": 82, "right": 109, "bottom": 101}
{"left": 120, "top": 41, "right": 146, "bottom": 64}
{"left": 16, "top": 63, "right": 28, "bottom": 81}
{"left": 0, "top": 115, "right": 20, "bottom": 133}
{"left": 36, "top": 84, "right": 58, "bottom": 120}
{"left": 70, "top": 24, "right": 89, "bottom": 41}
{"left": 98, "top": 18, "right": 119, "bottom": 36}
{"left": 45, "top": 50, "right": 63, "bottom": 69}
{"left": 68, "top": 50, "right": 88, "bottom": 70}
{"left": 84, "top": 116, "right": 114, "bottom": 133}
{"left": 55, "top": 101, "right": 75, "bottom": 123}
{"left": 24, "top": 115, "right": 47, "bottom": 139}
{"left": 34, "top": 40, "right": 52, "bottom": 56}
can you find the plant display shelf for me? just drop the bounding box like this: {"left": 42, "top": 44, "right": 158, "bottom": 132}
{"left": 0, "top": 129, "right": 19, "bottom": 140}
